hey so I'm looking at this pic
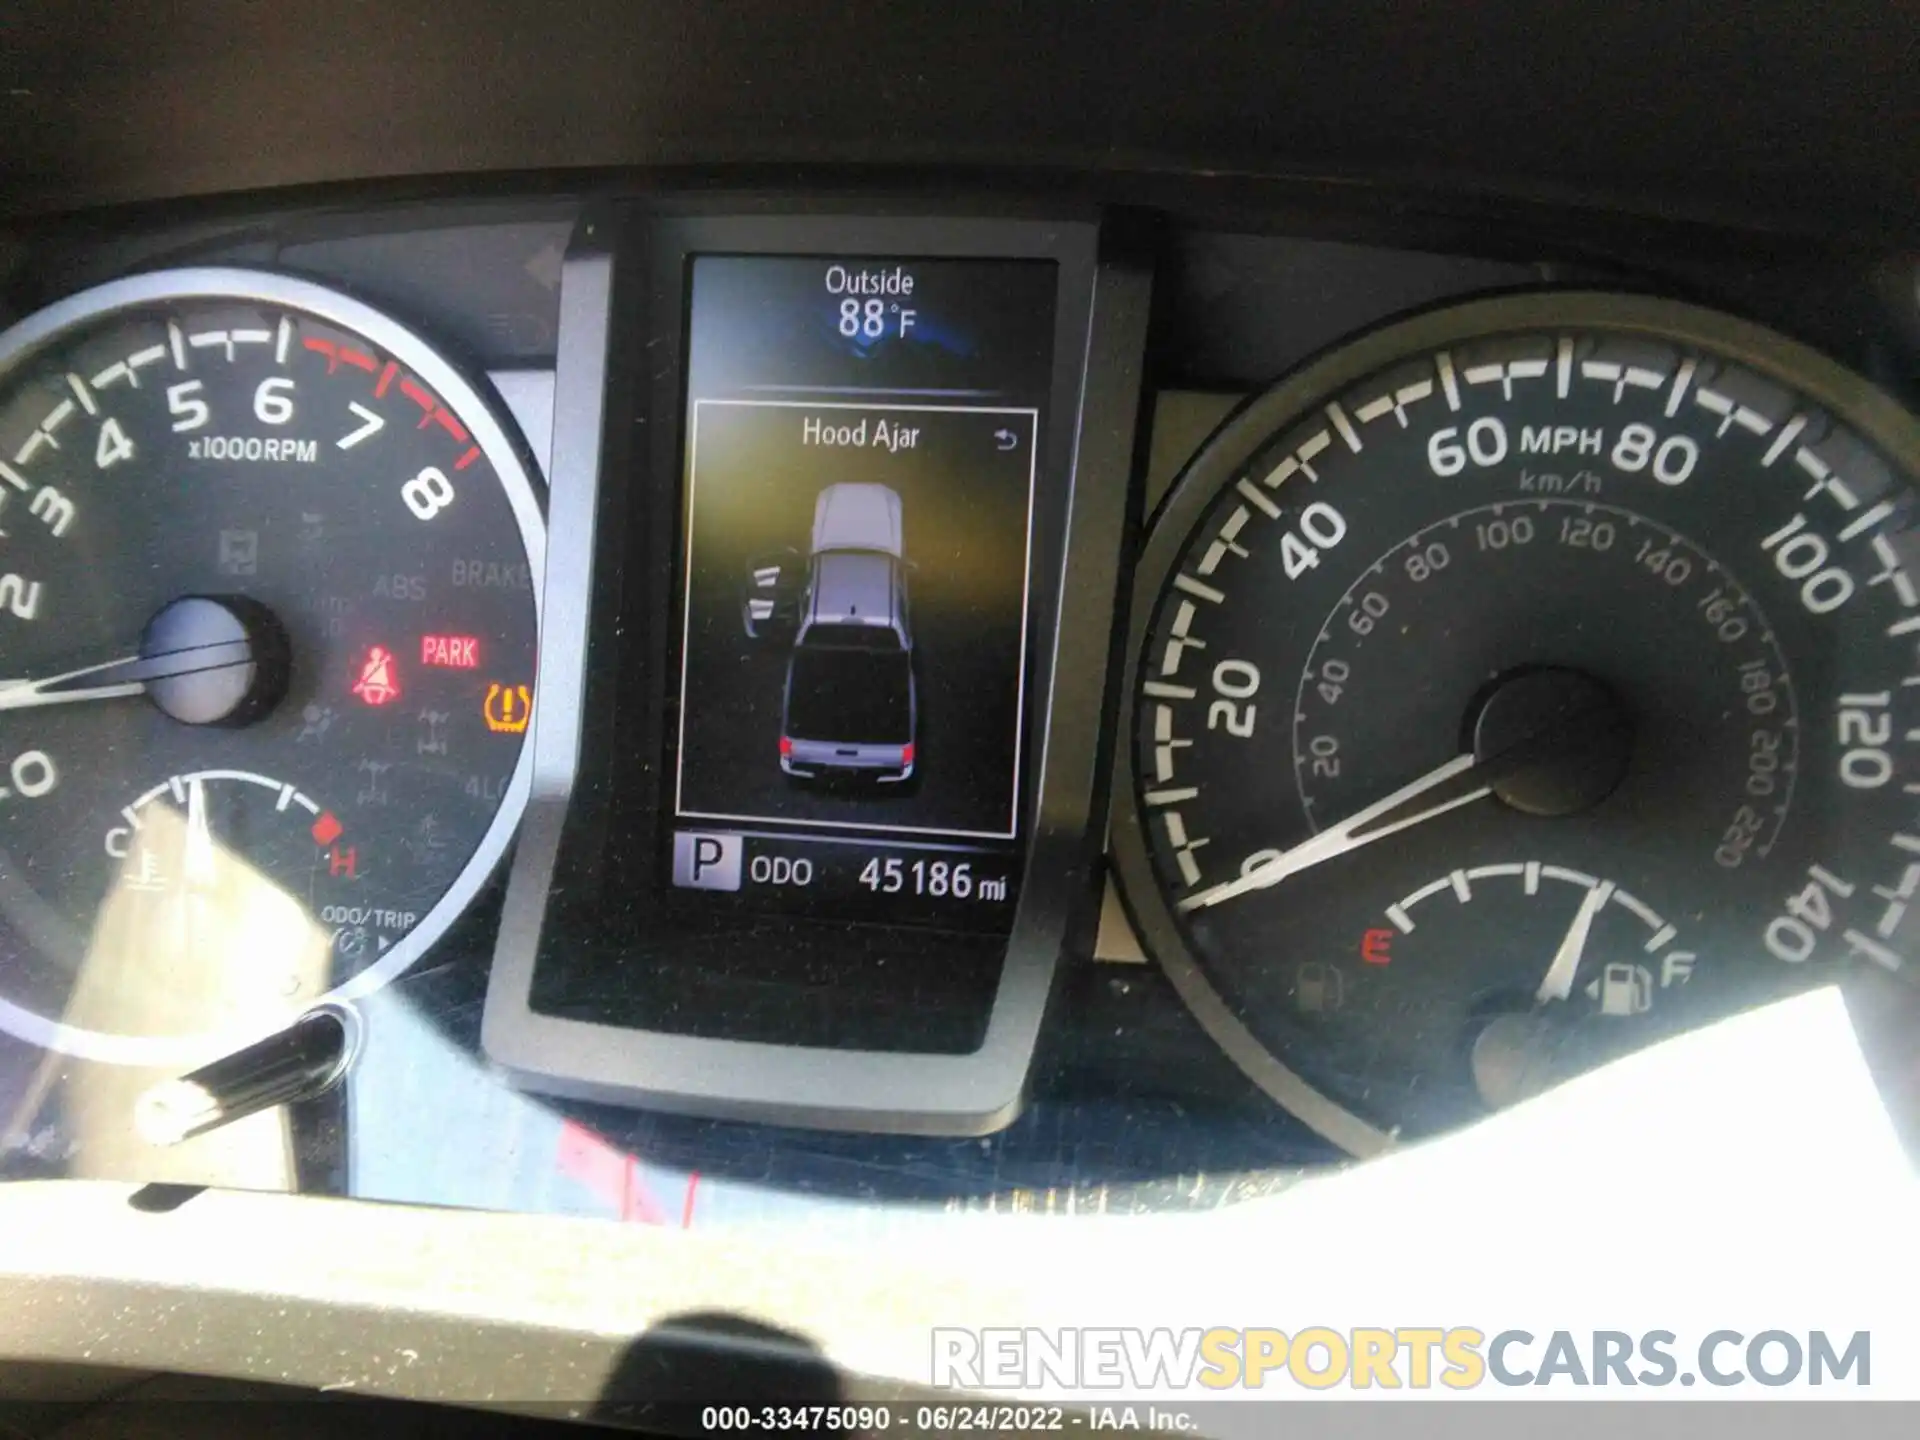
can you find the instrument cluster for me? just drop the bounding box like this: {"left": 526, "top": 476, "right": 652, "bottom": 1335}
{"left": 1, "top": 191, "right": 1914, "bottom": 1219}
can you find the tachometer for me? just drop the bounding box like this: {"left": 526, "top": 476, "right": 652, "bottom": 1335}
{"left": 0, "top": 269, "right": 542, "bottom": 1065}
{"left": 1110, "top": 293, "right": 1920, "bottom": 1152}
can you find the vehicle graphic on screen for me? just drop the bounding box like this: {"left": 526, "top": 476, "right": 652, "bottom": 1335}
{"left": 779, "top": 483, "right": 917, "bottom": 783}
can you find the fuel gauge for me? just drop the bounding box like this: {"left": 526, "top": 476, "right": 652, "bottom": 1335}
{"left": 1350, "top": 864, "right": 1700, "bottom": 1112}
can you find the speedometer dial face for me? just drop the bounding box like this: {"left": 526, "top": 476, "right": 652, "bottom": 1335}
{"left": 0, "top": 269, "right": 542, "bottom": 1065}
{"left": 1110, "top": 293, "right": 1920, "bottom": 1152}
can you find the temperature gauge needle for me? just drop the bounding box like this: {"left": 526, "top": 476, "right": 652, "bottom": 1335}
{"left": 183, "top": 774, "right": 218, "bottom": 886}
{"left": 1535, "top": 879, "right": 1615, "bottom": 1004}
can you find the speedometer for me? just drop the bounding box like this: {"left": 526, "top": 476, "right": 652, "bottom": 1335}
{"left": 0, "top": 269, "right": 541, "bottom": 1066}
{"left": 1109, "top": 292, "right": 1920, "bottom": 1152}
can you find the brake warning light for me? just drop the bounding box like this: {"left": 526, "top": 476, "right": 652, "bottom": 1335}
{"left": 352, "top": 646, "right": 401, "bottom": 706}
{"left": 421, "top": 634, "right": 480, "bottom": 669}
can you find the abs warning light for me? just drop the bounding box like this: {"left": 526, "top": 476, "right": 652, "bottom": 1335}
{"left": 421, "top": 634, "right": 480, "bottom": 669}
{"left": 352, "top": 645, "right": 401, "bottom": 706}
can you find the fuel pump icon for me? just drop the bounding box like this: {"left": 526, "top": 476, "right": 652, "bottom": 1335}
{"left": 1294, "top": 961, "right": 1344, "bottom": 1013}
{"left": 1593, "top": 961, "right": 1654, "bottom": 1016}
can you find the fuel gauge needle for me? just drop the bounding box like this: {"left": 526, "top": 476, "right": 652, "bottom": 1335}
{"left": 1536, "top": 879, "right": 1615, "bottom": 1004}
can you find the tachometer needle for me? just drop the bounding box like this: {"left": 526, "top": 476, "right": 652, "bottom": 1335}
{"left": 1535, "top": 879, "right": 1615, "bottom": 1004}
{"left": 0, "top": 639, "right": 253, "bottom": 713}
{"left": 1178, "top": 752, "right": 1491, "bottom": 912}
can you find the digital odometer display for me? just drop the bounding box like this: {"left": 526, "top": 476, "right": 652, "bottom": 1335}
{"left": 1111, "top": 293, "right": 1920, "bottom": 1150}
{"left": 0, "top": 270, "right": 541, "bottom": 1066}
{"left": 665, "top": 256, "right": 1056, "bottom": 933}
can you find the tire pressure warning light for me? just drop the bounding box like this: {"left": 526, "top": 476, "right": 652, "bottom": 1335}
{"left": 483, "top": 682, "right": 531, "bottom": 734}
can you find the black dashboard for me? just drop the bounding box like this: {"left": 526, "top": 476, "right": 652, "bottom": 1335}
{"left": 0, "top": 0, "right": 1916, "bottom": 1425}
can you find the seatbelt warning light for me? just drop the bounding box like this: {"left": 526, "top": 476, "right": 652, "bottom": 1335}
{"left": 351, "top": 645, "right": 401, "bottom": 706}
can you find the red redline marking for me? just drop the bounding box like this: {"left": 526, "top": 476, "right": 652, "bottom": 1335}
{"left": 680, "top": 1172, "right": 700, "bottom": 1230}
{"left": 290, "top": 345, "right": 476, "bottom": 460}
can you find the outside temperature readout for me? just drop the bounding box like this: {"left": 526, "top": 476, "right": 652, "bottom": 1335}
{"left": 827, "top": 264, "right": 918, "bottom": 342}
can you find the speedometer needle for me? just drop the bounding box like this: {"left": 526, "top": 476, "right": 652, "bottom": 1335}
{"left": 1177, "top": 753, "right": 1491, "bottom": 913}
{"left": 0, "top": 639, "right": 254, "bottom": 713}
{"left": 1177, "top": 680, "right": 1633, "bottom": 914}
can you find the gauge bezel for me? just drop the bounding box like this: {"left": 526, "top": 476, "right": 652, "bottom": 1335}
{"left": 0, "top": 266, "right": 546, "bottom": 1066}
{"left": 1109, "top": 289, "right": 1920, "bottom": 1156}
